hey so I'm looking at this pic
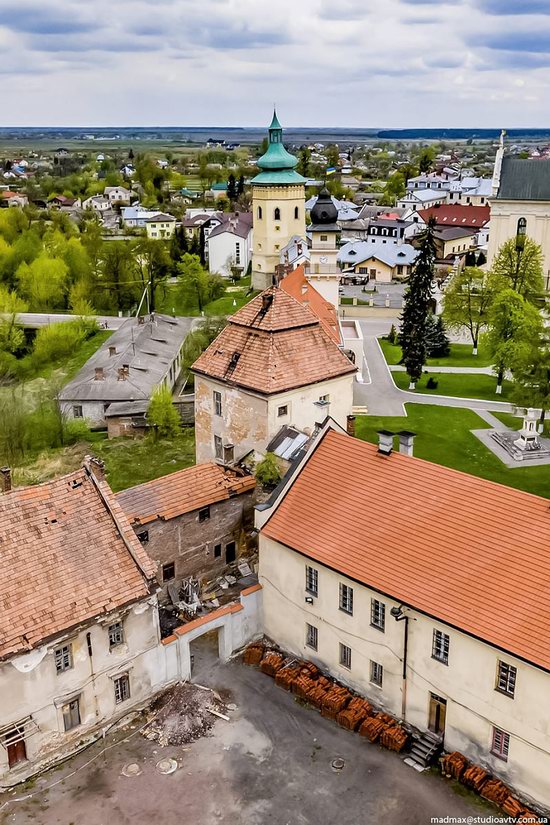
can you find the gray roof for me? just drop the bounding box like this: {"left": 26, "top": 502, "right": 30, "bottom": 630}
{"left": 104, "top": 400, "right": 149, "bottom": 417}
{"left": 338, "top": 241, "right": 418, "bottom": 268}
{"left": 59, "top": 314, "right": 192, "bottom": 403}
{"left": 208, "top": 212, "right": 253, "bottom": 240}
{"left": 497, "top": 157, "right": 550, "bottom": 201}
{"left": 434, "top": 227, "right": 476, "bottom": 241}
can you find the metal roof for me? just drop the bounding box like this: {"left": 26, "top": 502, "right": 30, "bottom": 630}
{"left": 497, "top": 157, "right": 550, "bottom": 201}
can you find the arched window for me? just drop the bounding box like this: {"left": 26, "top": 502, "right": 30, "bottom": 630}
{"left": 517, "top": 217, "right": 527, "bottom": 237}
{"left": 257, "top": 206, "right": 262, "bottom": 220}
{"left": 294, "top": 206, "right": 299, "bottom": 220}
{"left": 274, "top": 207, "right": 281, "bottom": 221}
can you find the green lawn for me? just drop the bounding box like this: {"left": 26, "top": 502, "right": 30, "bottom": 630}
{"left": 155, "top": 282, "right": 257, "bottom": 318}
{"left": 392, "top": 371, "right": 513, "bottom": 401}
{"left": 379, "top": 337, "right": 492, "bottom": 368}
{"left": 491, "top": 410, "right": 550, "bottom": 437}
{"left": 355, "top": 404, "right": 550, "bottom": 498}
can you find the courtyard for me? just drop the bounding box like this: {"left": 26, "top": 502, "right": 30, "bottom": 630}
{"left": 0, "top": 638, "right": 492, "bottom": 825}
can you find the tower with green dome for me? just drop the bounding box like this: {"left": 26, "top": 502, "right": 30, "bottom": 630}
{"left": 251, "top": 111, "right": 307, "bottom": 289}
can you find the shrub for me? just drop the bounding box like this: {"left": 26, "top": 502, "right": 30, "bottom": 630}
{"left": 426, "top": 376, "right": 439, "bottom": 389}
{"left": 148, "top": 385, "right": 181, "bottom": 440}
{"left": 255, "top": 452, "right": 281, "bottom": 487}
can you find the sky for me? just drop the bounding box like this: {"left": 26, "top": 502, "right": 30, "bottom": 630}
{"left": 1, "top": 0, "right": 550, "bottom": 127}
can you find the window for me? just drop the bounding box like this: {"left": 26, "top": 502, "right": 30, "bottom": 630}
{"left": 235, "top": 243, "right": 241, "bottom": 265}
{"left": 278, "top": 405, "right": 288, "bottom": 417}
{"left": 491, "top": 727, "right": 510, "bottom": 761}
{"left": 257, "top": 206, "right": 262, "bottom": 219}
{"left": 306, "top": 623, "right": 318, "bottom": 651}
{"left": 432, "top": 629, "right": 450, "bottom": 664}
{"left": 137, "top": 530, "right": 149, "bottom": 544}
{"left": 114, "top": 673, "right": 131, "bottom": 704}
{"left": 162, "top": 561, "right": 175, "bottom": 582}
{"left": 305, "top": 565, "right": 318, "bottom": 596}
{"left": 274, "top": 207, "right": 281, "bottom": 221}
{"left": 370, "top": 599, "right": 385, "bottom": 631}
{"left": 339, "top": 583, "right": 353, "bottom": 615}
{"left": 108, "top": 622, "right": 124, "bottom": 649}
{"left": 213, "top": 390, "right": 222, "bottom": 417}
{"left": 214, "top": 434, "right": 223, "bottom": 460}
{"left": 198, "top": 506, "right": 210, "bottom": 522}
{"left": 517, "top": 217, "right": 527, "bottom": 237}
{"left": 370, "top": 661, "right": 383, "bottom": 686}
{"left": 320, "top": 234, "right": 328, "bottom": 241}
{"left": 339, "top": 643, "right": 352, "bottom": 669}
{"left": 294, "top": 206, "right": 299, "bottom": 220}
{"left": 225, "top": 541, "right": 236, "bottom": 563}
{"left": 73, "top": 405, "right": 83, "bottom": 418}
{"left": 62, "top": 698, "right": 81, "bottom": 732}
{"left": 214, "top": 543, "right": 222, "bottom": 558}
{"left": 319, "top": 394, "right": 330, "bottom": 403}
{"left": 55, "top": 644, "right": 73, "bottom": 674}
{"left": 496, "top": 661, "right": 517, "bottom": 698}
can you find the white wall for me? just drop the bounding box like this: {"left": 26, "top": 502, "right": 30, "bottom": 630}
{"left": 208, "top": 229, "right": 252, "bottom": 277}
{"left": 488, "top": 201, "right": 550, "bottom": 287}
{"left": 259, "top": 536, "right": 550, "bottom": 810}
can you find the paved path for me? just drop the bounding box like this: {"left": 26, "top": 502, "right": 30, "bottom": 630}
{"left": 354, "top": 327, "right": 515, "bottom": 417}
{"left": 389, "top": 364, "right": 494, "bottom": 375}
{"left": 16, "top": 312, "right": 129, "bottom": 330}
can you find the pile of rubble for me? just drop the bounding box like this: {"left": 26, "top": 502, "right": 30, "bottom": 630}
{"left": 441, "top": 752, "right": 539, "bottom": 821}
{"left": 244, "top": 642, "right": 409, "bottom": 754}
{"left": 142, "top": 682, "right": 226, "bottom": 747}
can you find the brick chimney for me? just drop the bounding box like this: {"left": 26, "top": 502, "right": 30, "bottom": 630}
{"left": 84, "top": 455, "right": 105, "bottom": 482}
{"left": 108, "top": 346, "right": 117, "bottom": 357}
{"left": 0, "top": 467, "right": 12, "bottom": 493}
{"left": 94, "top": 367, "right": 104, "bottom": 380}
{"left": 346, "top": 415, "right": 356, "bottom": 437}
{"left": 117, "top": 367, "right": 127, "bottom": 381}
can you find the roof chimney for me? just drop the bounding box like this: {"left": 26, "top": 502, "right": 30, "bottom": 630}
{"left": 94, "top": 367, "right": 104, "bottom": 381}
{"left": 377, "top": 430, "right": 394, "bottom": 456}
{"left": 397, "top": 430, "right": 415, "bottom": 457}
{"left": 138, "top": 315, "right": 145, "bottom": 325}
{"left": 0, "top": 467, "right": 12, "bottom": 493}
{"left": 117, "top": 367, "right": 127, "bottom": 381}
{"left": 84, "top": 455, "right": 105, "bottom": 482}
{"left": 346, "top": 415, "right": 356, "bottom": 437}
{"left": 108, "top": 346, "right": 117, "bottom": 357}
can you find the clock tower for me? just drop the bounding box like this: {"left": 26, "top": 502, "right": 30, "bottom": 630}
{"left": 307, "top": 188, "right": 341, "bottom": 308}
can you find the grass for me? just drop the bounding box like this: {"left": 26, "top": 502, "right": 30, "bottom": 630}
{"left": 378, "top": 337, "right": 492, "bottom": 368}
{"left": 13, "top": 429, "right": 196, "bottom": 492}
{"left": 491, "top": 410, "right": 550, "bottom": 437}
{"left": 355, "top": 404, "right": 550, "bottom": 498}
{"left": 392, "top": 371, "right": 513, "bottom": 401}
{"left": 155, "top": 280, "right": 257, "bottom": 318}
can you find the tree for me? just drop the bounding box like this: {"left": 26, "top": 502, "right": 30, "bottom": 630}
{"left": 297, "top": 147, "right": 311, "bottom": 178}
{"left": 484, "top": 289, "right": 544, "bottom": 394}
{"left": 16, "top": 254, "right": 68, "bottom": 310}
{"left": 512, "top": 337, "right": 550, "bottom": 430}
{"left": 490, "top": 236, "right": 544, "bottom": 303}
{"left": 325, "top": 144, "right": 339, "bottom": 168}
{"left": 443, "top": 267, "right": 498, "bottom": 355}
{"left": 255, "top": 452, "right": 281, "bottom": 487}
{"left": 381, "top": 171, "right": 406, "bottom": 206}
{"left": 134, "top": 237, "right": 170, "bottom": 312}
{"left": 0, "top": 286, "right": 27, "bottom": 354}
{"left": 148, "top": 385, "right": 180, "bottom": 439}
{"left": 100, "top": 240, "right": 139, "bottom": 313}
{"left": 425, "top": 314, "right": 450, "bottom": 358}
{"left": 417, "top": 147, "right": 435, "bottom": 174}
{"left": 180, "top": 317, "right": 226, "bottom": 383}
{"left": 177, "top": 253, "right": 212, "bottom": 312}
{"left": 237, "top": 174, "right": 245, "bottom": 196}
{"left": 399, "top": 218, "right": 437, "bottom": 388}
{"left": 128, "top": 148, "right": 135, "bottom": 160}
{"left": 227, "top": 174, "right": 237, "bottom": 202}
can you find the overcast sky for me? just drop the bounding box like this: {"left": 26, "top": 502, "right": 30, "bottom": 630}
{"left": 1, "top": 0, "right": 549, "bottom": 127}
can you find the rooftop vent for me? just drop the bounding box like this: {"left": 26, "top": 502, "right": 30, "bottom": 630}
{"left": 377, "top": 430, "right": 394, "bottom": 456}
{"left": 94, "top": 367, "right": 104, "bottom": 381}
{"left": 397, "top": 430, "right": 415, "bottom": 457}
{"left": 0, "top": 467, "right": 11, "bottom": 494}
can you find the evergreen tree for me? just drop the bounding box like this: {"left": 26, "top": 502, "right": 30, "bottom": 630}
{"left": 464, "top": 250, "right": 476, "bottom": 267}
{"left": 227, "top": 173, "right": 237, "bottom": 202}
{"left": 237, "top": 174, "right": 245, "bottom": 196}
{"left": 128, "top": 148, "right": 134, "bottom": 160}
{"left": 297, "top": 147, "right": 311, "bottom": 178}
{"left": 399, "top": 217, "right": 437, "bottom": 388}
{"left": 425, "top": 314, "right": 450, "bottom": 358}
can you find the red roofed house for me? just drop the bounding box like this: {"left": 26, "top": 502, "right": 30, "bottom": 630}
{"left": 0, "top": 460, "right": 161, "bottom": 782}
{"left": 116, "top": 463, "right": 256, "bottom": 597}
{"left": 257, "top": 421, "right": 550, "bottom": 811}
{"left": 192, "top": 287, "right": 356, "bottom": 465}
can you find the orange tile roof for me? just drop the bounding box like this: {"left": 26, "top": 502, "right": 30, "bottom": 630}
{"left": 0, "top": 468, "right": 157, "bottom": 661}
{"left": 280, "top": 265, "right": 341, "bottom": 344}
{"left": 116, "top": 463, "right": 256, "bottom": 526}
{"left": 192, "top": 287, "right": 356, "bottom": 395}
{"left": 263, "top": 429, "right": 550, "bottom": 672}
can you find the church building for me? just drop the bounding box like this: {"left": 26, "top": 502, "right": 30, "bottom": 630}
{"left": 251, "top": 112, "right": 307, "bottom": 290}
{"left": 306, "top": 187, "right": 341, "bottom": 308}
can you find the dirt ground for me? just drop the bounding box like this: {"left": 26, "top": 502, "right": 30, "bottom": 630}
{"left": 0, "top": 636, "right": 493, "bottom": 825}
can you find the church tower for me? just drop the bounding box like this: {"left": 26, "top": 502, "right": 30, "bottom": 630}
{"left": 306, "top": 187, "right": 341, "bottom": 308}
{"left": 251, "top": 112, "right": 307, "bottom": 290}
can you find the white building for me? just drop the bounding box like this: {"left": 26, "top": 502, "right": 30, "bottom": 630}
{"left": 104, "top": 186, "right": 133, "bottom": 204}
{"left": 121, "top": 206, "right": 159, "bottom": 228}
{"left": 207, "top": 212, "right": 253, "bottom": 277}
{"left": 397, "top": 189, "right": 449, "bottom": 211}
{"left": 257, "top": 422, "right": 550, "bottom": 812}
{"left": 82, "top": 195, "right": 111, "bottom": 212}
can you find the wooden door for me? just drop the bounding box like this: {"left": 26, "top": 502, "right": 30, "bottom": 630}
{"left": 7, "top": 738, "right": 26, "bottom": 768}
{"left": 428, "top": 694, "right": 447, "bottom": 735}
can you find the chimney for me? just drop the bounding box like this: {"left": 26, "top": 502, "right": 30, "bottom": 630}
{"left": 108, "top": 346, "right": 117, "bottom": 357}
{"left": 397, "top": 430, "right": 415, "bottom": 457}
{"left": 0, "top": 467, "right": 12, "bottom": 493}
{"left": 94, "top": 367, "right": 104, "bottom": 381}
{"left": 346, "top": 415, "right": 356, "bottom": 437}
{"left": 84, "top": 455, "right": 105, "bottom": 482}
{"left": 138, "top": 315, "right": 145, "bottom": 325}
{"left": 377, "top": 430, "right": 394, "bottom": 456}
{"left": 117, "top": 367, "right": 127, "bottom": 381}
{"left": 261, "top": 292, "right": 274, "bottom": 311}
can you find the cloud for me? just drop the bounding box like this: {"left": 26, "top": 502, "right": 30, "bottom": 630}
{"left": 0, "top": 3, "right": 98, "bottom": 35}
{"left": 477, "top": 0, "right": 550, "bottom": 14}
{"left": 479, "top": 30, "right": 550, "bottom": 53}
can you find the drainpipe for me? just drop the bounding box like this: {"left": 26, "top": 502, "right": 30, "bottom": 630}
{"left": 391, "top": 605, "right": 409, "bottom": 721}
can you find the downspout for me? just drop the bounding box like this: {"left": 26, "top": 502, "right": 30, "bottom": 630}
{"left": 401, "top": 616, "right": 409, "bottom": 721}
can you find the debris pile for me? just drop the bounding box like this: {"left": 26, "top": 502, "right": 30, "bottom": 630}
{"left": 439, "top": 752, "right": 540, "bottom": 821}
{"left": 142, "top": 683, "right": 226, "bottom": 746}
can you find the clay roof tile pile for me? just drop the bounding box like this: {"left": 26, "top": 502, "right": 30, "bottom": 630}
{"left": 263, "top": 429, "right": 550, "bottom": 671}
{"left": 0, "top": 469, "right": 157, "bottom": 661}
{"left": 116, "top": 463, "right": 256, "bottom": 526}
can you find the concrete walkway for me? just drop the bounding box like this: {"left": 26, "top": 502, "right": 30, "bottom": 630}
{"left": 355, "top": 328, "right": 515, "bottom": 418}
{"left": 389, "top": 365, "right": 494, "bottom": 375}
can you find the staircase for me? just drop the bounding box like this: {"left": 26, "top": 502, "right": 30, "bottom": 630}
{"left": 404, "top": 731, "right": 443, "bottom": 772}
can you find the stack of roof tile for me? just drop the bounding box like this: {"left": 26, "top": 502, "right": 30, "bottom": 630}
{"left": 461, "top": 764, "right": 490, "bottom": 793}
{"left": 292, "top": 673, "right": 318, "bottom": 700}
{"left": 320, "top": 685, "right": 352, "bottom": 720}
{"left": 336, "top": 697, "right": 375, "bottom": 731}
{"left": 305, "top": 676, "right": 332, "bottom": 708}
{"left": 243, "top": 642, "right": 264, "bottom": 666}
{"left": 260, "top": 651, "right": 285, "bottom": 676}
{"left": 480, "top": 779, "right": 512, "bottom": 807}
{"left": 358, "top": 714, "right": 390, "bottom": 743}
{"left": 501, "top": 797, "right": 527, "bottom": 819}
{"left": 275, "top": 663, "right": 302, "bottom": 690}
{"left": 380, "top": 724, "right": 409, "bottom": 752}
{"left": 518, "top": 810, "right": 540, "bottom": 823}
{"left": 440, "top": 752, "right": 469, "bottom": 781}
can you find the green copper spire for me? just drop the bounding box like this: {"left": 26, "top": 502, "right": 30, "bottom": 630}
{"left": 252, "top": 111, "right": 307, "bottom": 185}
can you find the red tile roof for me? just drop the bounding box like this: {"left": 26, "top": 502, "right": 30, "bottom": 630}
{"left": 280, "top": 265, "right": 341, "bottom": 344}
{"left": 0, "top": 468, "right": 157, "bottom": 661}
{"left": 192, "top": 287, "right": 356, "bottom": 395}
{"left": 116, "top": 463, "right": 256, "bottom": 526}
{"left": 262, "top": 429, "right": 550, "bottom": 671}
{"left": 418, "top": 204, "right": 490, "bottom": 228}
